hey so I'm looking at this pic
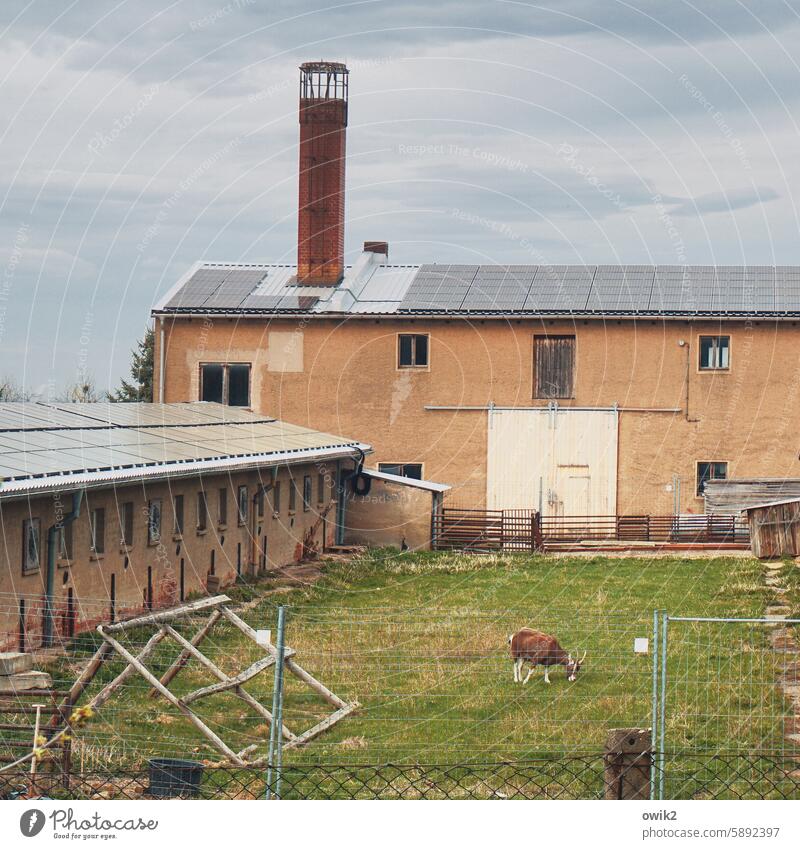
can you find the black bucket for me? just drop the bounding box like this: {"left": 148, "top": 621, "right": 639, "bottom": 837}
{"left": 148, "top": 758, "right": 204, "bottom": 798}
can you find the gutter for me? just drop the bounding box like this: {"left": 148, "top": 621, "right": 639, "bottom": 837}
{"left": 0, "top": 444, "right": 371, "bottom": 501}
{"left": 43, "top": 489, "right": 84, "bottom": 648}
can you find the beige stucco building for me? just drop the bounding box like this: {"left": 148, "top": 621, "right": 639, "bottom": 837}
{"left": 152, "top": 259, "right": 800, "bottom": 518}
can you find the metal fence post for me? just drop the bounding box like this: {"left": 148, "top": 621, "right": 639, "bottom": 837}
{"left": 658, "top": 611, "right": 669, "bottom": 800}
{"left": 650, "top": 609, "right": 660, "bottom": 800}
{"left": 266, "top": 605, "right": 287, "bottom": 799}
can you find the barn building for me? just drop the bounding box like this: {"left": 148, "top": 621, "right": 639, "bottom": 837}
{"left": 0, "top": 401, "right": 371, "bottom": 651}
{"left": 151, "top": 62, "right": 800, "bottom": 520}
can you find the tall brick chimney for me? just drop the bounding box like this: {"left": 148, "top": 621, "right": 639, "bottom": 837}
{"left": 297, "top": 61, "right": 349, "bottom": 285}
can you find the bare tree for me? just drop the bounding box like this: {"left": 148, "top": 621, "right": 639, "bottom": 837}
{"left": 57, "top": 374, "right": 102, "bottom": 403}
{"left": 0, "top": 375, "right": 29, "bottom": 401}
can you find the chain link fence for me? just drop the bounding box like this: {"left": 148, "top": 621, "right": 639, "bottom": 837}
{"left": 2, "top": 754, "right": 798, "bottom": 800}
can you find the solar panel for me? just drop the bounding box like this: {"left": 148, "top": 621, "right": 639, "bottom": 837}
{"left": 398, "top": 264, "right": 478, "bottom": 311}
{"left": 164, "top": 268, "right": 230, "bottom": 308}
{"left": 460, "top": 266, "right": 535, "bottom": 311}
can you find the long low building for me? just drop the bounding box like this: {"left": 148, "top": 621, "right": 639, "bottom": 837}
{"left": 0, "top": 401, "right": 368, "bottom": 651}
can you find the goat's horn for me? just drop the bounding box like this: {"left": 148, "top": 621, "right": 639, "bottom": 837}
{"left": 579, "top": 650, "right": 587, "bottom": 663}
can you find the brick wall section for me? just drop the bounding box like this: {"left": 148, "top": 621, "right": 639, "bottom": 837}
{"left": 0, "top": 460, "right": 339, "bottom": 651}
{"left": 297, "top": 98, "right": 347, "bottom": 285}
{"left": 155, "top": 315, "right": 800, "bottom": 515}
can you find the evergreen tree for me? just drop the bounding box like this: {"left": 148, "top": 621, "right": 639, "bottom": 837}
{"left": 110, "top": 327, "right": 154, "bottom": 402}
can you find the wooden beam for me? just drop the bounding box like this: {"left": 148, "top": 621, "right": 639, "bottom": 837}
{"left": 97, "top": 626, "right": 245, "bottom": 766}
{"left": 149, "top": 610, "right": 221, "bottom": 697}
{"left": 104, "top": 595, "right": 231, "bottom": 633}
{"left": 161, "top": 625, "right": 295, "bottom": 742}
{"left": 280, "top": 703, "right": 359, "bottom": 751}
{"left": 284, "top": 659, "right": 348, "bottom": 709}
{"left": 88, "top": 628, "right": 169, "bottom": 714}
{"left": 182, "top": 654, "right": 278, "bottom": 704}
{"left": 48, "top": 642, "right": 113, "bottom": 730}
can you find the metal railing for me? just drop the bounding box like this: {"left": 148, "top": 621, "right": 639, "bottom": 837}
{"left": 433, "top": 509, "right": 749, "bottom": 551}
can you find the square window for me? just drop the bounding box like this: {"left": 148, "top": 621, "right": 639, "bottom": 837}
{"left": 200, "top": 363, "right": 251, "bottom": 406}
{"left": 699, "top": 336, "right": 730, "bottom": 370}
{"left": 398, "top": 334, "right": 429, "bottom": 368}
{"left": 697, "top": 461, "right": 728, "bottom": 496}
{"left": 534, "top": 335, "right": 575, "bottom": 399}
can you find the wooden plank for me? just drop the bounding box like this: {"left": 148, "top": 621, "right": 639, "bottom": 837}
{"left": 97, "top": 626, "right": 245, "bottom": 766}
{"left": 103, "top": 595, "right": 231, "bottom": 632}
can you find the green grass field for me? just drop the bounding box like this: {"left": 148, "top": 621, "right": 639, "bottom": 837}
{"left": 38, "top": 549, "right": 798, "bottom": 787}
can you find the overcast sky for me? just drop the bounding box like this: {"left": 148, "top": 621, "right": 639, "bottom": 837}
{"left": 2, "top": 0, "right": 800, "bottom": 391}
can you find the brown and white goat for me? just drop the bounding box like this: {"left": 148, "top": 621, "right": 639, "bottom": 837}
{"left": 508, "top": 628, "right": 586, "bottom": 684}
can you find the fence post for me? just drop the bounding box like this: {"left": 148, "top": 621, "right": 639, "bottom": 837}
{"left": 265, "top": 605, "right": 287, "bottom": 799}
{"left": 650, "top": 609, "right": 660, "bottom": 799}
{"left": 658, "top": 611, "right": 669, "bottom": 800}
{"left": 603, "top": 728, "right": 653, "bottom": 799}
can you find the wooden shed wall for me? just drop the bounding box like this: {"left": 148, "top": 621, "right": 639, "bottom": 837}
{"left": 747, "top": 501, "right": 800, "bottom": 558}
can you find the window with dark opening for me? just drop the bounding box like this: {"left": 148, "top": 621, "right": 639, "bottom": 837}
{"left": 257, "top": 486, "right": 265, "bottom": 518}
{"left": 289, "top": 479, "right": 297, "bottom": 512}
{"left": 237, "top": 486, "right": 248, "bottom": 525}
{"left": 148, "top": 499, "right": 162, "bottom": 545}
{"left": 697, "top": 461, "right": 728, "bottom": 496}
{"left": 534, "top": 335, "right": 575, "bottom": 399}
{"left": 197, "top": 491, "right": 208, "bottom": 531}
{"left": 378, "top": 462, "right": 423, "bottom": 480}
{"left": 200, "top": 364, "right": 224, "bottom": 403}
{"left": 303, "top": 475, "right": 312, "bottom": 511}
{"left": 398, "top": 334, "right": 429, "bottom": 368}
{"left": 699, "top": 336, "right": 730, "bottom": 370}
{"left": 120, "top": 501, "right": 134, "bottom": 547}
{"left": 22, "top": 518, "right": 41, "bottom": 575}
{"left": 272, "top": 481, "right": 281, "bottom": 514}
{"left": 173, "top": 494, "right": 184, "bottom": 536}
{"left": 218, "top": 488, "right": 228, "bottom": 526}
{"left": 90, "top": 508, "right": 105, "bottom": 554}
{"left": 200, "top": 363, "right": 251, "bottom": 406}
{"left": 317, "top": 473, "right": 326, "bottom": 503}
{"left": 59, "top": 521, "right": 73, "bottom": 561}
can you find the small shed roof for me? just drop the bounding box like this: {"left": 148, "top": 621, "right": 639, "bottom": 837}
{"left": 742, "top": 497, "right": 800, "bottom": 513}
{"left": 361, "top": 467, "right": 450, "bottom": 493}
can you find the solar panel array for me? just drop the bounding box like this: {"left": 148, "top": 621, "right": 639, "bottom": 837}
{"left": 397, "top": 264, "right": 800, "bottom": 314}
{"left": 0, "top": 403, "right": 360, "bottom": 486}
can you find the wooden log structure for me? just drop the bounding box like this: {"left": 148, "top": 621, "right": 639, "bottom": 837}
{"left": 603, "top": 728, "right": 653, "bottom": 800}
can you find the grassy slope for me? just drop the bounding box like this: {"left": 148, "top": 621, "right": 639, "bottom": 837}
{"left": 40, "top": 549, "right": 792, "bottom": 775}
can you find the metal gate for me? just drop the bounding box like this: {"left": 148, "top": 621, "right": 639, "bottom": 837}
{"left": 651, "top": 612, "right": 800, "bottom": 800}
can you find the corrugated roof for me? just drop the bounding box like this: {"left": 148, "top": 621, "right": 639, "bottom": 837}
{"left": 153, "top": 258, "right": 800, "bottom": 318}
{"left": 0, "top": 402, "right": 368, "bottom": 498}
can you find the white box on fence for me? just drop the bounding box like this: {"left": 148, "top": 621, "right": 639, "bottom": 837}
{"left": 255, "top": 629, "right": 272, "bottom": 647}
{"left": 634, "top": 637, "right": 649, "bottom": 654}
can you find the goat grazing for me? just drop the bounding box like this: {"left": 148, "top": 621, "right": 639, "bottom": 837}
{"left": 508, "top": 628, "right": 586, "bottom": 684}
